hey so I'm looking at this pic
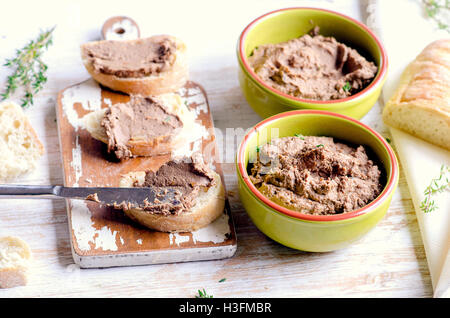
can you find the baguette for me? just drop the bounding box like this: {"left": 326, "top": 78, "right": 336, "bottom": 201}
{"left": 83, "top": 93, "right": 196, "bottom": 159}
{"left": 80, "top": 35, "right": 188, "bottom": 95}
{"left": 119, "top": 164, "right": 225, "bottom": 233}
{"left": 382, "top": 39, "right": 450, "bottom": 150}
{"left": 0, "top": 101, "right": 44, "bottom": 181}
{"left": 0, "top": 236, "right": 31, "bottom": 289}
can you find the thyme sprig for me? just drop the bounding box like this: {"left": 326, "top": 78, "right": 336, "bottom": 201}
{"left": 1, "top": 26, "right": 55, "bottom": 107}
{"left": 195, "top": 288, "right": 213, "bottom": 298}
{"left": 342, "top": 81, "right": 351, "bottom": 93}
{"left": 422, "top": 0, "right": 450, "bottom": 33}
{"left": 420, "top": 164, "right": 450, "bottom": 213}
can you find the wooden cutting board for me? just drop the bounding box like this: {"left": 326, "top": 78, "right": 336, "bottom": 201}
{"left": 56, "top": 79, "right": 237, "bottom": 268}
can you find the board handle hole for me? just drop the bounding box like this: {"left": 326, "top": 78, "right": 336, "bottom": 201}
{"left": 114, "top": 28, "right": 126, "bottom": 35}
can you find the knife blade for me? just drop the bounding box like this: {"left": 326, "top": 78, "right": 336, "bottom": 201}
{"left": 0, "top": 184, "right": 179, "bottom": 209}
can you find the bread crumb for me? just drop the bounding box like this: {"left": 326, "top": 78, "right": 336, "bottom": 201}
{"left": 0, "top": 236, "right": 32, "bottom": 289}
{"left": 0, "top": 101, "right": 44, "bottom": 181}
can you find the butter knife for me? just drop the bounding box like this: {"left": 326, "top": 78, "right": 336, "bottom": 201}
{"left": 0, "top": 185, "right": 178, "bottom": 209}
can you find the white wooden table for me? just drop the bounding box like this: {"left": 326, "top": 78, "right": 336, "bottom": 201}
{"left": 0, "top": 0, "right": 432, "bottom": 297}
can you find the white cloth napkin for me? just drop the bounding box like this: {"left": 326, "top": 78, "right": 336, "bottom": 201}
{"left": 366, "top": 0, "right": 450, "bottom": 298}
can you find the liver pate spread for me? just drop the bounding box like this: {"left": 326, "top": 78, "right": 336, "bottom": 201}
{"left": 84, "top": 35, "right": 176, "bottom": 78}
{"left": 101, "top": 95, "right": 182, "bottom": 159}
{"left": 132, "top": 156, "right": 216, "bottom": 215}
{"left": 248, "top": 28, "right": 378, "bottom": 100}
{"left": 249, "top": 136, "right": 382, "bottom": 215}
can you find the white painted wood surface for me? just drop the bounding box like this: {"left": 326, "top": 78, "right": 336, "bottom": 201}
{"left": 0, "top": 0, "right": 433, "bottom": 297}
{"left": 367, "top": 0, "right": 449, "bottom": 297}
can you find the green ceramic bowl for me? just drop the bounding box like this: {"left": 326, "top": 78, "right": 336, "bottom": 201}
{"left": 237, "top": 7, "right": 388, "bottom": 119}
{"left": 236, "top": 110, "right": 399, "bottom": 252}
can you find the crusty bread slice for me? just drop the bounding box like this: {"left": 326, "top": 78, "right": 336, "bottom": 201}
{"left": 83, "top": 93, "right": 196, "bottom": 158}
{"left": 0, "top": 101, "right": 44, "bottom": 181}
{"left": 119, "top": 170, "right": 225, "bottom": 232}
{"left": 80, "top": 35, "right": 188, "bottom": 95}
{"left": 382, "top": 39, "right": 450, "bottom": 150}
{"left": 0, "top": 236, "right": 31, "bottom": 289}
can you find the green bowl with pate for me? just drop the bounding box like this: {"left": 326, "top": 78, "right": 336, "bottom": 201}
{"left": 236, "top": 110, "right": 399, "bottom": 252}
{"left": 237, "top": 7, "right": 388, "bottom": 119}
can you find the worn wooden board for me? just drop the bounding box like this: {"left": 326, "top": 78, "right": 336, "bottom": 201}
{"left": 56, "top": 79, "right": 237, "bottom": 268}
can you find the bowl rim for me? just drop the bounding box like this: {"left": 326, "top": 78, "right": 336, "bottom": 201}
{"left": 237, "top": 7, "right": 388, "bottom": 105}
{"left": 237, "top": 110, "right": 399, "bottom": 222}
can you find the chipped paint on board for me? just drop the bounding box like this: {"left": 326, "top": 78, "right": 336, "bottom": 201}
{"left": 171, "top": 120, "right": 208, "bottom": 159}
{"left": 62, "top": 79, "right": 120, "bottom": 252}
{"left": 171, "top": 87, "right": 210, "bottom": 158}
{"left": 178, "top": 86, "right": 209, "bottom": 116}
{"left": 70, "top": 200, "right": 119, "bottom": 252}
{"left": 103, "top": 98, "right": 112, "bottom": 107}
{"left": 70, "top": 135, "right": 82, "bottom": 187}
{"left": 95, "top": 226, "right": 119, "bottom": 251}
{"left": 169, "top": 233, "right": 191, "bottom": 246}
{"left": 167, "top": 214, "right": 230, "bottom": 247}
{"left": 61, "top": 78, "right": 102, "bottom": 131}
{"left": 192, "top": 213, "right": 230, "bottom": 244}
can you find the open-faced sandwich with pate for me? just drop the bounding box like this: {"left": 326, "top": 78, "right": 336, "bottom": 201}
{"left": 83, "top": 93, "right": 197, "bottom": 160}
{"left": 119, "top": 155, "right": 225, "bottom": 232}
{"left": 80, "top": 35, "right": 188, "bottom": 95}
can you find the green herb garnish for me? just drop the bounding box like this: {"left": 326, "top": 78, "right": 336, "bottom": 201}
{"left": 218, "top": 278, "right": 226, "bottom": 283}
{"left": 294, "top": 133, "right": 305, "bottom": 140}
{"left": 422, "top": 0, "right": 450, "bottom": 33}
{"left": 420, "top": 164, "right": 450, "bottom": 213}
{"left": 316, "top": 144, "right": 324, "bottom": 148}
{"left": 164, "top": 116, "right": 171, "bottom": 122}
{"left": 256, "top": 145, "right": 261, "bottom": 153}
{"left": 342, "top": 81, "right": 351, "bottom": 93}
{"left": 196, "top": 288, "right": 213, "bottom": 298}
{"left": 1, "top": 26, "right": 55, "bottom": 107}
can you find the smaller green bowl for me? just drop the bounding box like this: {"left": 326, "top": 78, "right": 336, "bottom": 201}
{"left": 237, "top": 7, "right": 388, "bottom": 119}
{"left": 236, "top": 110, "right": 399, "bottom": 252}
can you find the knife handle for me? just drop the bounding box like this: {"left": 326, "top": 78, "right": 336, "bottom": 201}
{"left": 0, "top": 185, "right": 60, "bottom": 199}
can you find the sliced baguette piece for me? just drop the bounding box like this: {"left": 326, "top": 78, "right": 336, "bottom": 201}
{"left": 0, "top": 236, "right": 31, "bottom": 289}
{"left": 0, "top": 101, "right": 44, "bottom": 181}
{"left": 382, "top": 39, "right": 450, "bottom": 150}
{"left": 119, "top": 169, "right": 225, "bottom": 233}
{"left": 83, "top": 93, "right": 196, "bottom": 159}
{"left": 80, "top": 35, "right": 188, "bottom": 95}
